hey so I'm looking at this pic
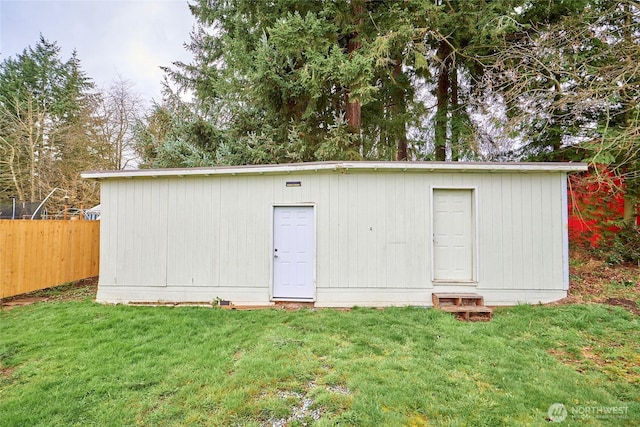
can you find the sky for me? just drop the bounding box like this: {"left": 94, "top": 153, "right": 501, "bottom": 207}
{"left": 0, "top": 0, "right": 195, "bottom": 104}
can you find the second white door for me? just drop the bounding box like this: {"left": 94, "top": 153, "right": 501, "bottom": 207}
{"left": 433, "top": 189, "right": 475, "bottom": 281}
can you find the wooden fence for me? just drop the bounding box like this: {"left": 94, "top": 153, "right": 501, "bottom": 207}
{"left": 0, "top": 220, "right": 100, "bottom": 299}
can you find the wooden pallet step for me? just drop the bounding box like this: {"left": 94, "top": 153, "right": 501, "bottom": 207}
{"left": 432, "top": 292, "right": 485, "bottom": 308}
{"left": 454, "top": 310, "right": 492, "bottom": 321}
{"left": 220, "top": 305, "right": 278, "bottom": 310}
{"left": 440, "top": 305, "right": 492, "bottom": 313}
{"left": 439, "top": 305, "right": 493, "bottom": 321}
{"left": 274, "top": 301, "right": 315, "bottom": 309}
{"left": 432, "top": 293, "right": 492, "bottom": 321}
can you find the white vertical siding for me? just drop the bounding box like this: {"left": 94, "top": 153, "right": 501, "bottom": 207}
{"left": 560, "top": 174, "right": 569, "bottom": 291}
{"left": 500, "top": 175, "right": 514, "bottom": 288}
{"left": 166, "top": 178, "right": 188, "bottom": 286}
{"left": 98, "top": 182, "right": 115, "bottom": 285}
{"left": 97, "top": 169, "right": 567, "bottom": 305}
{"left": 471, "top": 173, "right": 563, "bottom": 293}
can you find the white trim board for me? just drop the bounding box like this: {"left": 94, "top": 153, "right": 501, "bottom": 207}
{"left": 82, "top": 161, "right": 588, "bottom": 180}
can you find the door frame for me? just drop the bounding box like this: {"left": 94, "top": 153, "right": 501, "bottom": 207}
{"left": 270, "top": 203, "right": 317, "bottom": 301}
{"left": 430, "top": 186, "right": 479, "bottom": 284}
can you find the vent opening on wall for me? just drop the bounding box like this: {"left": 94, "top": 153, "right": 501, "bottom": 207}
{"left": 286, "top": 181, "right": 302, "bottom": 187}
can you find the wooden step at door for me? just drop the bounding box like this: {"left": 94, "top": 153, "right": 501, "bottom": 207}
{"left": 432, "top": 292, "right": 484, "bottom": 308}
{"left": 274, "top": 301, "right": 315, "bottom": 310}
{"left": 432, "top": 292, "right": 492, "bottom": 321}
{"left": 439, "top": 305, "right": 493, "bottom": 321}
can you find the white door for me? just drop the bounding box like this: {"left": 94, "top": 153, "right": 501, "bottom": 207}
{"left": 433, "top": 189, "right": 475, "bottom": 281}
{"left": 273, "top": 206, "right": 315, "bottom": 299}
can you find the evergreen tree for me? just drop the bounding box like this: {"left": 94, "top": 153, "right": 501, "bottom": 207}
{"left": 152, "top": 0, "right": 584, "bottom": 166}
{"left": 137, "top": 0, "right": 618, "bottom": 168}
{"left": 133, "top": 81, "right": 223, "bottom": 168}
{"left": 0, "top": 36, "right": 106, "bottom": 207}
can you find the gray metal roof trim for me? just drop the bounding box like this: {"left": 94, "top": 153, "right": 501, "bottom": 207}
{"left": 81, "top": 161, "right": 588, "bottom": 180}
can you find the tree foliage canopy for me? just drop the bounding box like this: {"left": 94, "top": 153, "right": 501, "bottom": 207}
{"left": 486, "top": 0, "right": 639, "bottom": 223}
{"left": 0, "top": 36, "right": 99, "bottom": 205}
{"left": 134, "top": 0, "right": 637, "bottom": 224}
{"left": 0, "top": 36, "right": 141, "bottom": 210}
{"left": 144, "top": 0, "right": 547, "bottom": 167}
{"left": 145, "top": 0, "right": 618, "bottom": 166}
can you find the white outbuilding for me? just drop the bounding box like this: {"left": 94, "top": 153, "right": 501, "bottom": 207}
{"left": 82, "top": 161, "right": 587, "bottom": 307}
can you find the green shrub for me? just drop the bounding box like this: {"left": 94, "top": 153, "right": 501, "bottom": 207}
{"left": 602, "top": 225, "right": 640, "bottom": 264}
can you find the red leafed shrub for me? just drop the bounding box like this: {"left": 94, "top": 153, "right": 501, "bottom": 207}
{"left": 567, "top": 167, "right": 637, "bottom": 249}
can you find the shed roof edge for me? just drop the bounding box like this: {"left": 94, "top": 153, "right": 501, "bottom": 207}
{"left": 81, "top": 161, "right": 588, "bottom": 179}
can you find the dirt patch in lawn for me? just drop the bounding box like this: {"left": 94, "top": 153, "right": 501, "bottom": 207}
{"left": 548, "top": 340, "right": 640, "bottom": 385}
{"left": 0, "top": 276, "right": 98, "bottom": 310}
{"left": 556, "top": 249, "right": 640, "bottom": 315}
{"left": 603, "top": 297, "right": 640, "bottom": 315}
{"left": 0, "top": 297, "right": 49, "bottom": 311}
{"left": 0, "top": 366, "right": 15, "bottom": 380}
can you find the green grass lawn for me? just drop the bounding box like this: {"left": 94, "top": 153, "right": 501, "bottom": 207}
{"left": 1, "top": 301, "right": 638, "bottom": 426}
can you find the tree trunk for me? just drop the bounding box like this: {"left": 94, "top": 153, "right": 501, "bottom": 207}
{"left": 345, "top": 93, "right": 361, "bottom": 129}
{"left": 622, "top": 192, "right": 637, "bottom": 228}
{"left": 435, "top": 40, "right": 452, "bottom": 161}
{"left": 450, "top": 64, "right": 460, "bottom": 161}
{"left": 621, "top": 2, "right": 637, "bottom": 228}
{"left": 28, "top": 99, "right": 37, "bottom": 202}
{"left": 6, "top": 145, "right": 25, "bottom": 201}
{"left": 392, "top": 58, "right": 408, "bottom": 161}
{"left": 345, "top": 1, "right": 363, "bottom": 131}
{"left": 396, "top": 127, "right": 408, "bottom": 161}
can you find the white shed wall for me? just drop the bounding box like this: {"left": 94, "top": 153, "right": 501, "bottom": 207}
{"left": 96, "top": 170, "right": 567, "bottom": 306}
